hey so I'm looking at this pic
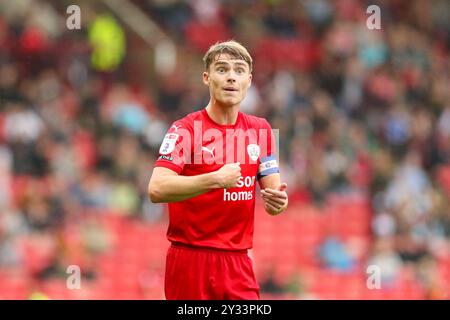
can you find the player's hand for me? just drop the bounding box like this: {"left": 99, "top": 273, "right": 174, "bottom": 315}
{"left": 214, "top": 162, "right": 242, "bottom": 188}
{"left": 261, "top": 183, "right": 288, "bottom": 215}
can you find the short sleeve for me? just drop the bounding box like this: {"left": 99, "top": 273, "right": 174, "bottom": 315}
{"left": 257, "top": 119, "right": 279, "bottom": 180}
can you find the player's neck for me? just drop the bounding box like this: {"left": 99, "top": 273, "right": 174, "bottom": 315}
{"left": 205, "top": 102, "right": 240, "bottom": 125}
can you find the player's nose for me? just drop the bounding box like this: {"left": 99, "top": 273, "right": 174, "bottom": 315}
{"left": 226, "top": 73, "right": 237, "bottom": 83}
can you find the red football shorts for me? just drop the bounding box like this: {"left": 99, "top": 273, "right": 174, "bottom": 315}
{"left": 165, "top": 243, "right": 260, "bottom": 300}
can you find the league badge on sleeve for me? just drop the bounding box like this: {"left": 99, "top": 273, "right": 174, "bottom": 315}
{"left": 247, "top": 144, "right": 260, "bottom": 162}
{"left": 159, "top": 133, "right": 179, "bottom": 155}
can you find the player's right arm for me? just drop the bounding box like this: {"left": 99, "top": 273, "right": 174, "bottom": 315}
{"left": 148, "top": 163, "right": 241, "bottom": 203}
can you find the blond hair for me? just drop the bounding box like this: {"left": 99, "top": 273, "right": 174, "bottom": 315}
{"left": 203, "top": 40, "right": 253, "bottom": 72}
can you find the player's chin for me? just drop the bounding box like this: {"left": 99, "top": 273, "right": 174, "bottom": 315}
{"left": 222, "top": 99, "right": 242, "bottom": 108}
{"left": 220, "top": 96, "right": 243, "bottom": 106}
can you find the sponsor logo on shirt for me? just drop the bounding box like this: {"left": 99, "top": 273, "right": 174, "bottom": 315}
{"left": 158, "top": 155, "right": 174, "bottom": 161}
{"left": 223, "top": 176, "right": 256, "bottom": 201}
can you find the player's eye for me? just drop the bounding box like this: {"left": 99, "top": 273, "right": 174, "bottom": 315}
{"left": 236, "top": 68, "right": 245, "bottom": 74}
{"left": 217, "top": 67, "right": 226, "bottom": 73}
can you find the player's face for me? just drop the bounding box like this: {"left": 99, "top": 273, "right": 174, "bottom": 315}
{"left": 203, "top": 54, "right": 252, "bottom": 108}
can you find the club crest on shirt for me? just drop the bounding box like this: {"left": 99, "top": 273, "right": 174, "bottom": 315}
{"left": 247, "top": 144, "right": 260, "bottom": 161}
{"left": 159, "top": 133, "right": 179, "bottom": 155}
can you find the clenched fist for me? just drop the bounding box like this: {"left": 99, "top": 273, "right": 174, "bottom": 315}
{"left": 214, "top": 162, "right": 242, "bottom": 189}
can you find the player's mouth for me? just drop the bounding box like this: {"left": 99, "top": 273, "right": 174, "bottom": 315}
{"left": 223, "top": 87, "right": 238, "bottom": 92}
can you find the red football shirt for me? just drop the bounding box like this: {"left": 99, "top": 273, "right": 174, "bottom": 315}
{"left": 154, "top": 109, "right": 279, "bottom": 250}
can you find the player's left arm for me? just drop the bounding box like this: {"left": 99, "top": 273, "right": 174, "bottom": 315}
{"left": 259, "top": 173, "right": 288, "bottom": 216}
{"left": 257, "top": 118, "right": 288, "bottom": 215}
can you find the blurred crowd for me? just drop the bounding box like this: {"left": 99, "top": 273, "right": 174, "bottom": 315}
{"left": 0, "top": 0, "right": 449, "bottom": 299}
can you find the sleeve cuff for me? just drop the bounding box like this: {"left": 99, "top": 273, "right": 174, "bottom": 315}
{"left": 154, "top": 161, "right": 183, "bottom": 174}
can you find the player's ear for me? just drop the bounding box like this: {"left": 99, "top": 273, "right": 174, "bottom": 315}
{"left": 248, "top": 73, "right": 252, "bottom": 89}
{"left": 202, "top": 71, "right": 210, "bottom": 86}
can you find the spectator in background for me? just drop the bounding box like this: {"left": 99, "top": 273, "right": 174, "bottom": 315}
{"left": 319, "top": 236, "right": 355, "bottom": 272}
